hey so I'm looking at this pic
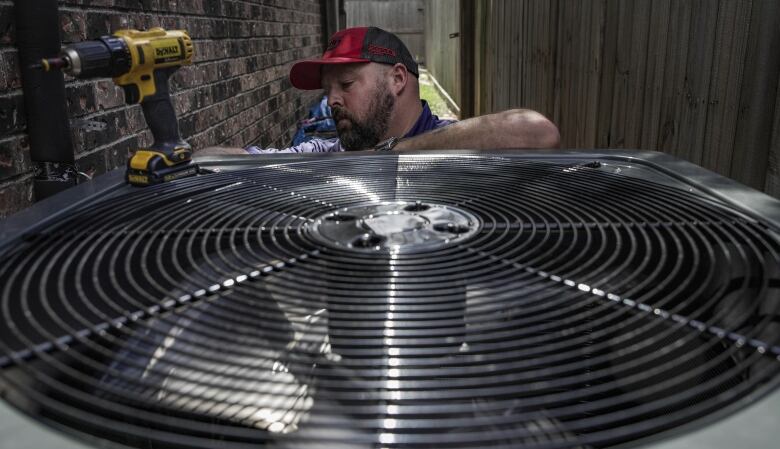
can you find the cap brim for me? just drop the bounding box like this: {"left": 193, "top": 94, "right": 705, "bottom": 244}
{"left": 289, "top": 57, "right": 370, "bottom": 90}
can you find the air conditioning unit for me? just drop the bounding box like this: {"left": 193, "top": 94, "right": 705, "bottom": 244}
{"left": 1, "top": 150, "right": 778, "bottom": 449}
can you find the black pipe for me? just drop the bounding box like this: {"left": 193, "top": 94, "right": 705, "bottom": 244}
{"left": 14, "top": 0, "right": 76, "bottom": 200}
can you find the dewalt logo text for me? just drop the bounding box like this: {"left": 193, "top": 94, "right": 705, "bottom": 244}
{"left": 155, "top": 46, "right": 180, "bottom": 58}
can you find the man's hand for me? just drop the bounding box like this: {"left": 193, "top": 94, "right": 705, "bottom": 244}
{"left": 395, "top": 109, "right": 560, "bottom": 151}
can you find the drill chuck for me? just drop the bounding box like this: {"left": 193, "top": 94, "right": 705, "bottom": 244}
{"left": 57, "top": 37, "right": 132, "bottom": 78}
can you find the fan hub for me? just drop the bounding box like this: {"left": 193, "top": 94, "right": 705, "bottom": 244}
{"left": 310, "top": 201, "right": 480, "bottom": 252}
{"left": 361, "top": 212, "right": 429, "bottom": 234}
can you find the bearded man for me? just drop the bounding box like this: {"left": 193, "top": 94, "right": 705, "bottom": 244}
{"left": 203, "top": 27, "right": 560, "bottom": 154}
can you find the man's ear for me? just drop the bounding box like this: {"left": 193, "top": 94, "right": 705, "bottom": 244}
{"left": 388, "top": 63, "right": 408, "bottom": 96}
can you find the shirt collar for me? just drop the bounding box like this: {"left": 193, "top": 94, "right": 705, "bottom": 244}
{"left": 403, "top": 100, "right": 437, "bottom": 138}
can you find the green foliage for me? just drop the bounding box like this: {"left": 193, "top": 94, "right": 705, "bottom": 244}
{"left": 419, "top": 77, "right": 457, "bottom": 119}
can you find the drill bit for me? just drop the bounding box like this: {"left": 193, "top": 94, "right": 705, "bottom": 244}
{"left": 30, "top": 57, "right": 69, "bottom": 72}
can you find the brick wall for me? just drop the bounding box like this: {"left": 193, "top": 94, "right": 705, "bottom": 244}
{"left": 0, "top": 0, "right": 324, "bottom": 218}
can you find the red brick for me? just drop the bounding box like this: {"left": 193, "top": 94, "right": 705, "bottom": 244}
{"left": 0, "top": 136, "right": 31, "bottom": 179}
{"left": 0, "top": 4, "right": 14, "bottom": 45}
{"left": 59, "top": 10, "right": 88, "bottom": 43}
{"left": 0, "top": 176, "right": 34, "bottom": 219}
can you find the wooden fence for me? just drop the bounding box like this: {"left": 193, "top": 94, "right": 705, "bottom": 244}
{"left": 344, "top": 0, "right": 425, "bottom": 62}
{"left": 423, "top": 0, "right": 461, "bottom": 114}
{"left": 425, "top": 0, "right": 780, "bottom": 197}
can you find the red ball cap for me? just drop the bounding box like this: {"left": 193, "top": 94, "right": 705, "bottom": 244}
{"left": 289, "top": 26, "right": 419, "bottom": 90}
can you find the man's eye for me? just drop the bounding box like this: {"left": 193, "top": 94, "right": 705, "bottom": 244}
{"left": 341, "top": 81, "right": 353, "bottom": 89}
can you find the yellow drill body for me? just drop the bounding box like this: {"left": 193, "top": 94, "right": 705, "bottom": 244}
{"left": 41, "top": 28, "right": 197, "bottom": 186}
{"left": 112, "top": 28, "right": 194, "bottom": 103}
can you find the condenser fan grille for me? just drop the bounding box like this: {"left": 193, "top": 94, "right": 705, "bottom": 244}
{"left": 1, "top": 154, "right": 779, "bottom": 449}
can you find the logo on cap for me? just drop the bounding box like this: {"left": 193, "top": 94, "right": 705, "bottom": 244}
{"left": 368, "top": 44, "right": 396, "bottom": 57}
{"left": 327, "top": 37, "right": 342, "bottom": 51}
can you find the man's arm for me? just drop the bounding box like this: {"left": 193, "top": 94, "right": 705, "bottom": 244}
{"left": 396, "top": 109, "right": 560, "bottom": 150}
{"left": 197, "top": 138, "right": 341, "bottom": 156}
{"left": 197, "top": 109, "right": 559, "bottom": 155}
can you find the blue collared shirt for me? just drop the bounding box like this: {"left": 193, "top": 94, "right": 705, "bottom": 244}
{"left": 245, "top": 100, "right": 456, "bottom": 154}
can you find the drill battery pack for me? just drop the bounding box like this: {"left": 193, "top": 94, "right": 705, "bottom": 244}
{"left": 126, "top": 149, "right": 199, "bottom": 186}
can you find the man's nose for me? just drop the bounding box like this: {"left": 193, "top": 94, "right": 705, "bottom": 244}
{"left": 327, "top": 93, "right": 342, "bottom": 109}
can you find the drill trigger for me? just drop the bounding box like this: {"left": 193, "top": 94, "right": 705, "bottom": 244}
{"left": 121, "top": 85, "right": 141, "bottom": 104}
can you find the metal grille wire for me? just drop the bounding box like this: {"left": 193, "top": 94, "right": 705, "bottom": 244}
{"left": 0, "top": 155, "right": 779, "bottom": 449}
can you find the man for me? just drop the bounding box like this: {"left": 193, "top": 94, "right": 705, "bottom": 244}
{"left": 202, "top": 27, "right": 559, "bottom": 154}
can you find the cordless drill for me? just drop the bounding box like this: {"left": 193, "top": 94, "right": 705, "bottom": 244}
{"left": 38, "top": 28, "right": 197, "bottom": 186}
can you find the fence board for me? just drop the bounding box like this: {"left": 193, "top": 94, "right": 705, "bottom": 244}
{"left": 702, "top": 0, "right": 751, "bottom": 176}
{"left": 580, "top": 0, "right": 603, "bottom": 147}
{"left": 480, "top": 0, "right": 493, "bottom": 114}
{"left": 527, "top": 0, "right": 557, "bottom": 115}
{"left": 679, "top": 0, "right": 719, "bottom": 166}
{"left": 424, "top": 0, "right": 459, "bottom": 110}
{"left": 345, "top": 0, "right": 425, "bottom": 61}
{"left": 509, "top": 0, "right": 520, "bottom": 110}
{"left": 627, "top": 0, "right": 651, "bottom": 148}
{"left": 767, "top": 78, "right": 780, "bottom": 197}
{"left": 571, "top": 0, "right": 585, "bottom": 145}
{"left": 552, "top": 0, "right": 565, "bottom": 140}
{"left": 730, "top": 0, "right": 780, "bottom": 190}
{"left": 487, "top": 0, "right": 497, "bottom": 112}
{"left": 641, "top": 0, "right": 672, "bottom": 151}
{"left": 595, "top": 0, "right": 619, "bottom": 147}
{"left": 555, "top": 0, "right": 576, "bottom": 144}
{"left": 495, "top": 0, "right": 507, "bottom": 110}
{"left": 656, "top": 0, "right": 692, "bottom": 158}
{"left": 610, "top": 0, "right": 630, "bottom": 147}
{"left": 460, "top": 0, "right": 476, "bottom": 117}
{"left": 474, "top": 0, "right": 485, "bottom": 114}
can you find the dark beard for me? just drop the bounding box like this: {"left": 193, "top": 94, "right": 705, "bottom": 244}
{"left": 333, "top": 83, "right": 395, "bottom": 151}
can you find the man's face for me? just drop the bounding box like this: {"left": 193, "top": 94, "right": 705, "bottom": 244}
{"left": 321, "top": 63, "right": 395, "bottom": 151}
